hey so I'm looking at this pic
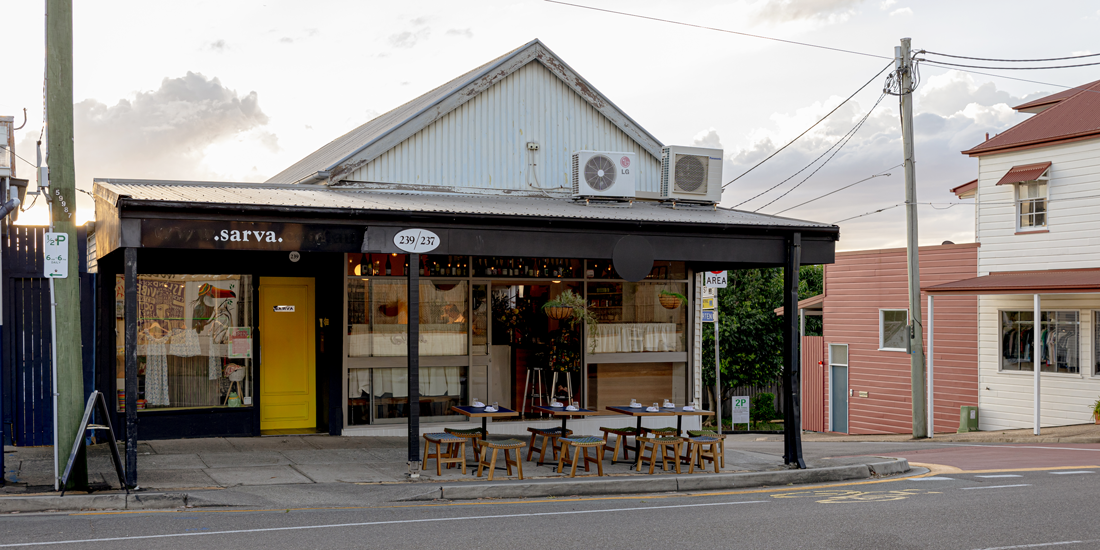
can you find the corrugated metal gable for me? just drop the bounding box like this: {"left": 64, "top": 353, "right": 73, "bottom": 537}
{"left": 348, "top": 62, "right": 662, "bottom": 192}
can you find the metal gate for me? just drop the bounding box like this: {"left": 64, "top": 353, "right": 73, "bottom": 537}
{"left": 1, "top": 225, "right": 93, "bottom": 447}
{"left": 800, "top": 336, "right": 825, "bottom": 432}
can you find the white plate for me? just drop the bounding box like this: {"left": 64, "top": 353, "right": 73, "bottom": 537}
{"left": 646, "top": 407, "right": 660, "bottom": 412}
{"left": 629, "top": 404, "right": 642, "bottom": 408}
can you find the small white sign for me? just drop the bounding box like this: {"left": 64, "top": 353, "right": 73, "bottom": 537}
{"left": 702, "top": 310, "right": 716, "bottom": 323}
{"left": 273, "top": 305, "right": 295, "bottom": 312}
{"left": 393, "top": 229, "right": 440, "bottom": 253}
{"left": 704, "top": 271, "right": 727, "bottom": 288}
{"left": 731, "top": 396, "right": 750, "bottom": 424}
{"left": 43, "top": 232, "right": 69, "bottom": 278}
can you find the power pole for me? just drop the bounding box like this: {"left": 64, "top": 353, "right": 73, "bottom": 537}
{"left": 46, "top": 0, "right": 87, "bottom": 488}
{"left": 898, "top": 37, "right": 927, "bottom": 438}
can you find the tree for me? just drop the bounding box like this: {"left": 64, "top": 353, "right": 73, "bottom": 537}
{"left": 702, "top": 266, "right": 824, "bottom": 407}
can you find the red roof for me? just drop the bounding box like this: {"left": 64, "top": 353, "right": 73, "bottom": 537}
{"left": 963, "top": 79, "right": 1100, "bottom": 157}
{"left": 1012, "top": 81, "right": 1096, "bottom": 113}
{"left": 995, "top": 162, "right": 1050, "bottom": 186}
{"left": 924, "top": 268, "right": 1100, "bottom": 295}
{"left": 951, "top": 179, "right": 977, "bottom": 198}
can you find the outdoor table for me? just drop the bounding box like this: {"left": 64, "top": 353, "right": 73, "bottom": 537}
{"left": 604, "top": 406, "right": 713, "bottom": 460}
{"left": 450, "top": 405, "right": 519, "bottom": 440}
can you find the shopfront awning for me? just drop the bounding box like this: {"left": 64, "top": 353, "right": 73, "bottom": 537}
{"left": 773, "top": 293, "right": 824, "bottom": 316}
{"left": 922, "top": 268, "right": 1100, "bottom": 295}
{"left": 995, "top": 161, "right": 1051, "bottom": 186}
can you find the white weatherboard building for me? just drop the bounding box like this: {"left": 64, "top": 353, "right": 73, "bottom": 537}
{"left": 928, "top": 79, "right": 1100, "bottom": 431}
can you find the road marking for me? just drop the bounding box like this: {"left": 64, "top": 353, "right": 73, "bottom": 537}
{"left": 0, "top": 500, "right": 768, "bottom": 547}
{"left": 772, "top": 488, "right": 933, "bottom": 503}
{"left": 1050, "top": 471, "right": 1094, "bottom": 475}
{"left": 973, "top": 538, "right": 1100, "bottom": 549}
{"left": 912, "top": 476, "right": 954, "bottom": 480}
{"left": 959, "top": 484, "right": 1030, "bottom": 490}
{"left": 908, "top": 462, "right": 1100, "bottom": 475}
{"left": 942, "top": 444, "right": 1100, "bottom": 452}
{"left": 975, "top": 475, "right": 1023, "bottom": 478}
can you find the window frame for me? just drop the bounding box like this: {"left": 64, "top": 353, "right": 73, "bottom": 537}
{"left": 1015, "top": 179, "right": 1048, "bottom": 232}
{"left": 879, "top": 309, "right": 909, "bottom": 352}
{"left": 998, "top": 309, "right": 1080, "bottom": 375}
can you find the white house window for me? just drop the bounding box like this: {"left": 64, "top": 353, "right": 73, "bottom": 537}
{"left": 1000, "top": 310, "right": 1078, "bottom": 373}
{"left": 1017, "top": 181, "right": 1047, "bottom": 230}
{"left": 880, "top": 310, "right": 908, "bottom": 351}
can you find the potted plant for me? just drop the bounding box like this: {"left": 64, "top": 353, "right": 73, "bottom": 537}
{"left": 1092, "top": 397, "right": 1100, "bottom": 424}
{"left": 659, "top": 289, "right": 687, "bottom": 309}
{"left": 542, "top": 290, "right": 594, "bottom": 324}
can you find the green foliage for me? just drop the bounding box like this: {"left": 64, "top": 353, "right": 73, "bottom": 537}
{"left": 541, "top": 289, "right": 597, "bottom": 327}
{"left": 702, "top": 266, "right": 824, "bottom": 403}
{"left": 1093, "top": 397, "right": 1100, "bottom": 420}
{"left": 751, "top": 392, "right": 777, "bottom": 422}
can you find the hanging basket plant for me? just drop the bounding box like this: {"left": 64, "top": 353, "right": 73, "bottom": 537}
{"left": 541, "top": 290, "right": 595, "bottom": 326}
{"left": 545, "top": 306, "right": 574, "bottom": 320}
{"left": 659, "top": 289, "right": 687, "bottom": 310}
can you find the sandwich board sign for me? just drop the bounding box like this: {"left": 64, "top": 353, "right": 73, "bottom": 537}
{"left": 704, "top": 271, "right": 727, "bottom": 288}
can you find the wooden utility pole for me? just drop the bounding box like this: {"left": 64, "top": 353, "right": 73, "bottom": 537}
{"left": 898, "top": 38, "right": 927, "bottom": 438}
{"left": 46, "top": 0, "right": 87, "bottom": 488}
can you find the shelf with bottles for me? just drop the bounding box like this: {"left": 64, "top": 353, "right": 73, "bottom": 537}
{"left": 348, "top": 253, "right": 410, "bottom": 277}
{"left": 473, "top": 257, "right": 581, "bottom": 278}
{"left": 420, "top": 255, "right": 469, "bottom": 277}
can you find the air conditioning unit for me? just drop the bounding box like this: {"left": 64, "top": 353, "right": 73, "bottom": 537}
{"left": 660, "top": 145, "right": 723, "bottom": 204}
{"left": 572, "top": 151, "right": 636, "bottom": 199}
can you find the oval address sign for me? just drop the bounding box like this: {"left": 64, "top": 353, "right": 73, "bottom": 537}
{"left": 393, "top": 229, "right": 440, "bottom": 253}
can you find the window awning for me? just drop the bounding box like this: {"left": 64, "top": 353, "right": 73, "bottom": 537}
{"left": 995, "top": 161, "right": 1051, "bottom": 186}
{"left": 923, "top": 268, "right": 1100, "bottom": 296}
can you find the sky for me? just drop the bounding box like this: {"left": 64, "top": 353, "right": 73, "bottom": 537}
{"left": 3, "top": 0, "right": 1098, "bottom": 251}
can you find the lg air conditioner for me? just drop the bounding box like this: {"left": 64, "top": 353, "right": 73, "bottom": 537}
{"left": 572, "top": 151, "right": 636, "bottom": 199}
{"left": 660, "top": 146, "right": 723, "bottom": 204}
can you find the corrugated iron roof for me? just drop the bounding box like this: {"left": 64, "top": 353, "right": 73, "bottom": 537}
{"left": 94, "top": 179, "right": 836, "bottom": 230}
{"left": 994, "top": 162, "right": 1050, "bottom": 186}
{"left": 964, "top": 79, "right": 1100, "bottom": 156}
{"left": 951, "top": 179, "right": 977, "bottom": 198}
{"left": 924, "top": 268, "right": 1100, "bottom": 295}
{"left": 1012, "top": 81, "right": 1095, "bottom": 112}
{"left": 266, "top": 38, "right": 664, "bottom": 185}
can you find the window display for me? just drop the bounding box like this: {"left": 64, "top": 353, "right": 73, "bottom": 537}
{"left": 1000, "top": 310, "right": 1078, "bottom": 373}
{"left": 347, "top": 279, "right": 469, "bottom": 357}
{"left": 116, "top": 274, "right": 254, "bottom": 411}
{"left": 586, "top": 281, "right": 686, "bottom": 353}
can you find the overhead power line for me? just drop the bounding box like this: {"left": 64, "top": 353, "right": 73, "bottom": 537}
{"left": 915, "top": 58, "right": 1100, "bottom": 70}
{"left": 771, "top": 165, "right": 900, "bottom": 216}
{"left": 832, "top": 203, "right": 901, "bottom": 224}
{"left": 544, "top": 0, "right": 890, "bottom": 60}
{"left": 724, "top": 61, "right": 893, "bottom": 198}
{"left": 753, "top": 93, "right": 887, "bottom": 213}
{"left": 918, "top": 62, "right": 1100, "bottom": 96}
{"left": 923, "top": 50, "right": 1100, "bottom": 62}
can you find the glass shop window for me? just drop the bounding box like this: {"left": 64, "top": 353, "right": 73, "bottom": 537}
{"left": 346, "top": 279, "right": 469, "bottom": 357}
{"left": 586, "top": 281, "right": 687, "bottom": 353}
{"left": 347, "top": 366, "right": 467, "bottom": 425}
{"left": 115, "top": 274, "right": 254, "bottom": 412}
{"left": 1000, "top": 310, "right": 1079, "bottom": 373}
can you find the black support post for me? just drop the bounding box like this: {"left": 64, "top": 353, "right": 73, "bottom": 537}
{"left": 783, "top": 233, "right": 806, "bottom": 469}
{"left": 407, "top": 253, "right": 420, "bottom": 471}
{"left": 123, "top": 247, "right": 138, "bottom": 487}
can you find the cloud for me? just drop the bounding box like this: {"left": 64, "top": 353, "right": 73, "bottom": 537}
{"left": 717, "top": 71, "right": 1041, "bottom": 250}
{"left": 879, "top": 0, "right": 896, "bottom": 8}
{"left": 446, "top": 28, "right": 473, "bottom": 39}
{"left": 279, "top": 37, "right": 294, "bottom": 44}
{"left": 69, "top": 72, "right": 275, "bottom": 184}
{"left": 693, "top": 128, "right": 724, "bottom": 150}
{"left": 390, "top": 28, "right": 431, "bottom": 48}
{"left": 754, "top": 0, "right": 865, "bottom": 23}
{"left": 207, "top": 39, "right": 228, "bottom": 52}
{"left": 889, "top": 7, "right": 912, "bottom": 16}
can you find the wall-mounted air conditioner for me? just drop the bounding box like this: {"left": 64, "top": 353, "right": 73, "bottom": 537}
{"left": 660, "top": 145, "right": 723, "bottom": 204}
{"left": 572, "top": 151, "right": 636, "bottom": 199}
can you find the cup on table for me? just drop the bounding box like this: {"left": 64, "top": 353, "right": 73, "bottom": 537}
{"left": 493, "top": 402, "right": 498, "bottom": 410}
{"left": 571, "top": 401, "right": 579, "bottom": 410}
{"left": 630, "top": 398, "right": 639, "bottom": 407}
{"left": 652, "top": 402, "right": 659, "bottom": 410}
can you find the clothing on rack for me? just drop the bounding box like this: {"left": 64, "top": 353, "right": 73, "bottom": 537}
{"left": 169, "top": 328, "right": 202, "bottom": 357}
{"left": 143, "top": 329, "right": 171, "bottom": 406}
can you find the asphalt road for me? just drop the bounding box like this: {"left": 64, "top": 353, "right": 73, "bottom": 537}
{"left": 3, "top": 442, "right": 1100, "bottom": 550}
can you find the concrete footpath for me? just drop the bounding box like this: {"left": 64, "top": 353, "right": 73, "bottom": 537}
{"left": 2, "top": 434, "right": 911, "bottom": 513}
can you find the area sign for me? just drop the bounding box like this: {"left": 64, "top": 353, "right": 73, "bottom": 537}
{"left": 704, "top": 271, "right": 727, "bottom": 288}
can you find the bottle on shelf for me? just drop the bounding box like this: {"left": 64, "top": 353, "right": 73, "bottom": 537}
{"left": 385, "top": 257, "right": 392, "bottom": 276}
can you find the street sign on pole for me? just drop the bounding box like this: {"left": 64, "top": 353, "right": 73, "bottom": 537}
{"left": 704, "top": 271, "right": 727, "bottom": 288}
{"left": 702, "top": 297, "right": 715, "bottom": 310}
{"left": 43, "top": 232, "right": 68, "bottom": 278}
{"left": 731, "top": 396, "right": 750, "bottom": 426}
{"left": 702, "top": 310, "right": 716, "bottom": 323}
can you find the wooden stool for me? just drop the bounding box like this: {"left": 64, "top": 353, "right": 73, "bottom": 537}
{"left": 599, "top": 427, "right": 637, "bottom": 464}
{"left": 686, "top": 436, "right": 723, "bottom": 473}
{"left": 687, "top": 430, "right": 725, "bottom": 468}
{"left": 526, "top": 427, "right": 572, "bottom": 464}
{"left": 635, "top": 436, "right": 683, "bottom": 474}
{"left": 557, "top": 436, "right": 605, "bottom": 478}
{"left": 444, "top": 427, "right": 484, "bottom": 466}
{"left": 423, "top": 433, "right": 466, "bottom": 476}
{"left": 641, "top": 426, "right": 679, "bottom": 437}
{"left": 477, "top": 439, "right": 526, "bottom": 481}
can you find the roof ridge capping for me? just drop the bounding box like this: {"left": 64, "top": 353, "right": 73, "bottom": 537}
{"left": 266, "top": 38, "right": 664, "bottom": 185}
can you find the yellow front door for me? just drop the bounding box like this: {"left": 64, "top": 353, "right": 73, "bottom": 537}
{"left": 259, "top": 277, "right": 316, "bottom": 431}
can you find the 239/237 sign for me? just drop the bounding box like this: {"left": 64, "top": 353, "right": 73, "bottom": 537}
{"left": 393, "top": 229, "right": 441, "bottom": 253}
